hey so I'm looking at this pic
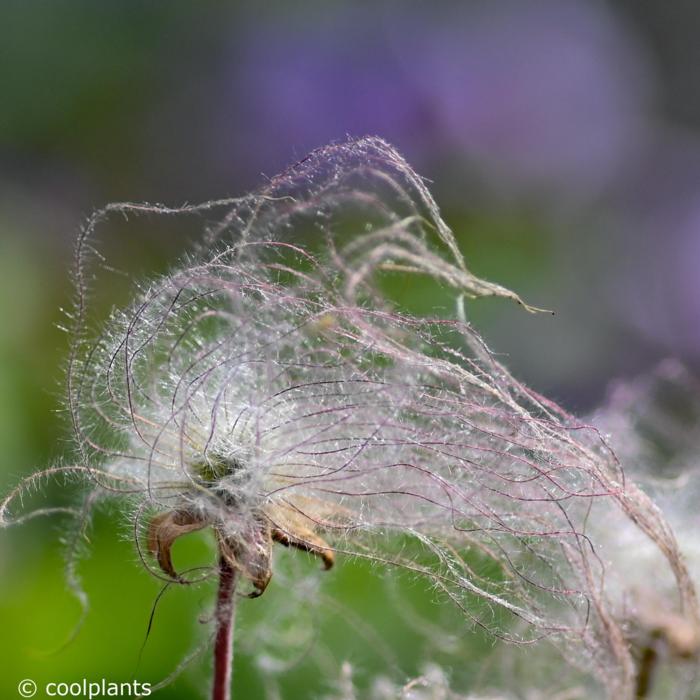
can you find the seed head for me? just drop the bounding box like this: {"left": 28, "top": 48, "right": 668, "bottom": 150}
{"left": 2, "top": 138, "right": 695, "bottom": 698}
{"left": 591, "top": 361, "right": 700, "bottom": 696}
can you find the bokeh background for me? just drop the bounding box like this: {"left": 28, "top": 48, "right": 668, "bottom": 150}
{"left": 2, "top": 1, "right": 700, "bottom": 697}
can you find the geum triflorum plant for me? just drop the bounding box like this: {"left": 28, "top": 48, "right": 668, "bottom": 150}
{"left": 2, "top": 138, "right": 697, "bottom": 699}
{"left": 590, "top": 361, "right": 700, "bottom": 698}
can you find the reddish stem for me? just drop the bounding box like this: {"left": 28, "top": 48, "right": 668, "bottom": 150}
{"left": 212, "top": 555, "right": 238, "bottom": 700}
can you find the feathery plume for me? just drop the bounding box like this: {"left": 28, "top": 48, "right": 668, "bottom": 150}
{"left": 2, "top": 138, "right": 695, "bottom": 699}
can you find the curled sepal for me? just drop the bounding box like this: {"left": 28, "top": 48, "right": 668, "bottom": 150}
{"left": 147, "top": 509, "right": 209, "bottom": 581}
{"left": 266, "top": 500, "right": 336, "bottom": 571}
{"left": 216, "top": 520, "right": 273, "bottom": 598}
{"left": 637, "top": 602, "right": 700, "bottom": 660}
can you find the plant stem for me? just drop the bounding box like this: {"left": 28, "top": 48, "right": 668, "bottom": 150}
{"left": 635, "top": 639, "right": 659, "bottom": 699}
{"left": 212, "top": 555, "right": 238, "bottom": 700}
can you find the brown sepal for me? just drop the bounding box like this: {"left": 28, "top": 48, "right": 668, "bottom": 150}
{"left": 147, "top": 509, "right": 209, "bottom": 581}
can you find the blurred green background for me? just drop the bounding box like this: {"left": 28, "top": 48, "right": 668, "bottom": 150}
{"left": 2, "top": 1, "right": 700, "bottom": 697}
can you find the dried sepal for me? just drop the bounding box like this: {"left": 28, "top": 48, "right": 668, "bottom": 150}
{"left": 147, "top": 510, "right": 210, "bottom": 581}
{"left": 216, "top": 518, "right": 273, "bottom": 598}
{"left": 269, "top": 519, "right": 334, "bottom": 571}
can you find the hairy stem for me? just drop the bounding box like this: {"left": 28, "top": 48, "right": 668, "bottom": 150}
{"left": 212, "top": 555, "right": 238, "bottom": 700}
{"left": 635, "top": 634, "right": 660, "bottom": 699}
